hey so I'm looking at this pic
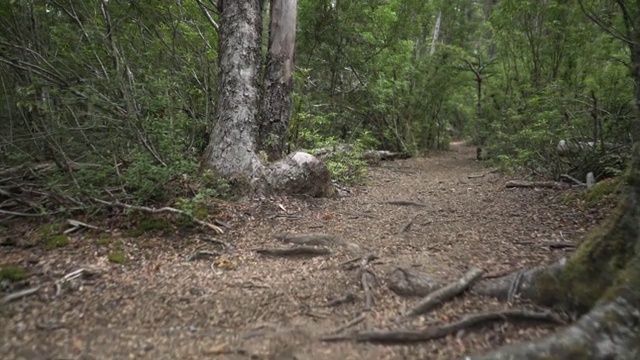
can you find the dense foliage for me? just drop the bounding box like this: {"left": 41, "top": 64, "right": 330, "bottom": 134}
{"left": 0, "top": 0, "right": 635, "bottom": 213}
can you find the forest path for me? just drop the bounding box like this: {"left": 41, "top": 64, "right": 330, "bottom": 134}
{"left": 0, "top": 143, "right": 605, "bottom": 360}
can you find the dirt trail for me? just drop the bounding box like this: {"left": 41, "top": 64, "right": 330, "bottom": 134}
{"left": 0, "top": 143, "right": 606, "bottom": 360}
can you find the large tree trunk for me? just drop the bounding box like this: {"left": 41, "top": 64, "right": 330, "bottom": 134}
{"left": 202, "top": 0, "right": 334, "bottom": 197}
{"left": 464, "top": 4, "right": 640, "bottom": 358}
{"left": 258, "top": 0, "right": 297, "bottom": 162}
{"left": 202, "top": 0, "right": 265, "bottom": 180}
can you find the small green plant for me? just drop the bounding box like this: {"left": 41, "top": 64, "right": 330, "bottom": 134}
{"left": 0, "top": 264, "right": 27, "bottom": 282}
{"left": 35, "top": 222, "right": 63, "bottom": 238}
{"left": 96, "top": 234, "right": 112, "bottom": 246}
{"left": 108, "top": 251, "right": 127, "bottom": 264}
{"left": 124, "top": 217, "right": 171, "bottom": 237}
{"left": 585, "top": 177, "right": 621, "bottom": 206}
{"left": 46, "top": 234, "right": 70, "bottom": 250}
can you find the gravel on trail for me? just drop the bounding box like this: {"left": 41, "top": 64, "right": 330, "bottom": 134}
{"left": 0, "top": 143, "right": 608, "bottom": 360}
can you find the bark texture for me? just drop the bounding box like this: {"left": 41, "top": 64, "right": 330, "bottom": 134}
{"left": 203, "top": 0, "right": 265, "bottom": 179}
{"left": 259, "top": 0, "right": 297, "bottom": 161}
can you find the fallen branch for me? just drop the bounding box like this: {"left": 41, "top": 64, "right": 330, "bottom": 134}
{"left": 505, "top": 180, "right": 570, "bottom": 190}
{"left": 321, "top": 309, "right": 565, "bottom": 344}
{"left": 255, "top": 246, "right": 332, "bottom": 258}
{"left": 397, "top": 267, "right": 484, "bottom": 321}
{"left": 93, "top": 198, "right": 224, "bottom": 234}
{"left": 2, "top": 286, "right": 40, "bottom": 304}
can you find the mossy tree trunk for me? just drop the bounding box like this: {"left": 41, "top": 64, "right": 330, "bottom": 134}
{"left": 463, "top": 3, "right": 640, "bottom": 358}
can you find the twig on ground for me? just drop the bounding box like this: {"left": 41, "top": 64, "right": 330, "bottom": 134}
{"left": 400, "top": 214, "right": 419, "bottom": 233}
{"left": 385, "top": 200, "right": 427, "bottom": 208}
{"left": 320, "top": 309, "right": 565, "bottom": 344}
{"left": 560, "top": 174, "right": 586, "bottom": 186}
{"left": 187, "top": 250, "right": 220, "bottom": 262}
{"left": 328, "top": 313, "right": 367, "bottom": 334}
{"left": 64, "top": 219, "right": 102, "bottom": 234}
{"left": 255, "top": 246, "right": 332, "bottom": 258}
{"left": 468, "top": 173, "right": 486, "bottom": 179}
{"left": 93, "top": 198, "right": 224, "bottom": 234}
{"left": 2, "top": 287, "right": 40, "bottom": 304}
{"left": 505, "top": 180, "right": 570, "bottom": 190}
{"left": 325, "top": 292, "right": 356, "bottom": 307}
{"left": 396, "top": 267, "right": 484, "bottom": 322}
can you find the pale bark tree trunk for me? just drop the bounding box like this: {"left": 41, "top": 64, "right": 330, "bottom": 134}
{"left": 462, "top": 3, "right": 640, "bottom": 358}
{"left": 203, "top": 0, "right": 265, "bottom": 180}
{"left": 258, "top": 0, "right": 297, "bottom": 162}
{"left": 429, "top": 10, "right": 442, "bottom": 56}
{"left": 202, "top": 0, "right": 334, "bottom": 197}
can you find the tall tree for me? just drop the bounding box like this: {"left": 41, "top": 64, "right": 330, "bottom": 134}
{"left": 258, "top": 0, "right": 298, "bottom": 161}
{"left": 202, "top": 1, "right": 265, "bottom": 180}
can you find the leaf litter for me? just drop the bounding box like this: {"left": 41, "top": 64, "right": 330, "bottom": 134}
{"left": 0, "top": 144, "right": 610, "bottom": 360}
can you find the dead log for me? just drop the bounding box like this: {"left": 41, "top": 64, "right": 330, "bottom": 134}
{"left": 255, "top": 246, "right": 332, "bottom": 258}
{"left": 505, "top": 180, "right": 570, "bottom": 190}
{"left": 397, "top": 267, "right": 484, "bottom": 321}
{"left": 387, "top": 267, "right": 445, "bottom": 297}
{"left": 321, "top": 309, "right": 564, "bottom": 344}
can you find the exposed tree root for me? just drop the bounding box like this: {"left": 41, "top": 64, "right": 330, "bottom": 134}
{"left": 2, "top": 287, "right": 40, "bottom": 304}
{"left": 461, "top": 298, "right": 639, "bottom": 360}
{"left": 321, "top": 309, "right": 564, "bottom": 344}
{"left": 387, "top": 267, "right": 445, "bottom": 297}
{"left": 358, "top": 254, "right": 378, "bottom": 311}
{"left": 255, "top": 246, "right": 332, "bottom": 257}
{"left": 505, "top": 180, "right": 571, "bottom": 190}
{"left": 472, "top": 259, "right": 566, "bottom": 306}
{"left": 396, "top": 267, "right": 484, "bottom": 321}
{"left": 327, "top": 313, "right": 367, "bottom": 335}
{"left": 273, "top": 232, "right": 361, "bottom": 254}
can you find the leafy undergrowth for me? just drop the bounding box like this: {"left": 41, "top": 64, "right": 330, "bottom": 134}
{"left": 0, "top": 144, "right": 611, "bottom": 359}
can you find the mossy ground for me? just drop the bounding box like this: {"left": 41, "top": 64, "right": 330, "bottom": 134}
{"left": 0, "top": 264, "right": 27, "bottom": 282}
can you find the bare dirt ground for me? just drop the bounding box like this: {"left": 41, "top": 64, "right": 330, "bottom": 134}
{"left": 0, "top": 143, "right": 609, "bottom": 360}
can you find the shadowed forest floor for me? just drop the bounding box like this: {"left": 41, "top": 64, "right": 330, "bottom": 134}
{"left": 0, "top": 143, "right": 610, "bottom": 360}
